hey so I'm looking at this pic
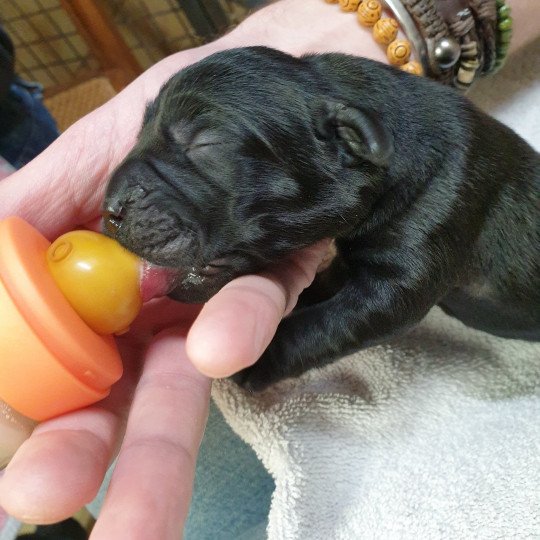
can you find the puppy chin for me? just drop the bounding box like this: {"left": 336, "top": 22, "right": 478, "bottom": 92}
{"left": 140, "top": 257, "right": 235, "bottom": 304}
{"left": 167, "top": 283, "right": 223, "bottom": 304}
{"left": 140, "top": 253, "right": 229, "bottom": 302}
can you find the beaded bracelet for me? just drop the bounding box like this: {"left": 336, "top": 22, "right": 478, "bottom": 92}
{"left": 440, "top": 3, "right": 483, "bottom": 91}
{"left": 325, "top": 0, "right": 424, "bottom": 75}
{"left": 468, "top": 0, "right": 497, "bottom": 74}
{"left": 323, "top": 0, "right": 513, "bottom": 91}
{"left": 383, "top": 0, "right": 430, "bottom": 73}
{"left": 399, "top": 0, "right": 460, "bottom": 85}
{"left": 494, "top": 0, "right": 512, "bottom": 70}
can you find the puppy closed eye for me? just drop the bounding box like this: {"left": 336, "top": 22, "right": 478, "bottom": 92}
{"left": 189, "top": 130, "right": 224, "bottom": 150}
{"left": 168, "top": 122, "right": 224, "bottom": 151}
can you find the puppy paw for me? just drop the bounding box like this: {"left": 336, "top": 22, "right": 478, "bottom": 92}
{"left": 230, "top": 350, "right": 283, "bottom": 392}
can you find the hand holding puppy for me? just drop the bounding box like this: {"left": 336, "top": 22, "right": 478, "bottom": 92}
{"left": 0, "top": 0, "right": 537, "bottom": 537}
{"left": 0, "top": 3, "right": 344, "bottom": 535}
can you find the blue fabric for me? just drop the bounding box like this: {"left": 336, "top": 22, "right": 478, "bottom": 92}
{"left": 185, "top": 401, "right": 273, "bottom": 539}
{"left": 87, "top": 401, "right": 273, "bottom": 538}
{"left": 0, "top": 78, "right": 59, "bottom": 169}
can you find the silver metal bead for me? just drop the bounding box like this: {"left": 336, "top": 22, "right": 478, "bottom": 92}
{"left": 433, "top": 37, "right": 461, "bottom": 69}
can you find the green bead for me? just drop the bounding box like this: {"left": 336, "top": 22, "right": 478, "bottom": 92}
{"left": 499, "top": 30, "right": 512, "bottom": 44}
{"left": 497, "top": 43, "right": 509, "bottom": 57}
{"left": 498, "top": 4, "right": 511, "bottom": 18}
{"left": 495, "top": 0, "right": 504, "bottom": 6}
{"left": 498, "top": 18, "right": 513, "bottom": 31}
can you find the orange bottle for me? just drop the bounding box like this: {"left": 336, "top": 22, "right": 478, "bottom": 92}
{"left": 0, "top": 217, "right": 143, "bottom": 468}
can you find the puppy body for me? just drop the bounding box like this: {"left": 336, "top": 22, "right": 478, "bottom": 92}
{"left": 104, "top": 47, "right": 539, "bottom": 390}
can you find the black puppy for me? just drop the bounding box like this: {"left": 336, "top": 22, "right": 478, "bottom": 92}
{"left": 103, "top": 47, "right": 539, "bottom": 391}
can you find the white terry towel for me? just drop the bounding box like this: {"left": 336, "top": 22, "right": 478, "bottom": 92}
{"left": 212, "top": 39, "right": 540, "bottom": 540}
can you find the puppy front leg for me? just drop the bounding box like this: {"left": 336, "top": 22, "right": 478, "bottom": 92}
{"left": 232, "top": 268, "right": 437, "bottom": 391}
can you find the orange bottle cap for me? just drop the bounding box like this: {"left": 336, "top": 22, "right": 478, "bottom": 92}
{"left": 0, "top": 217, "right": 123, "bottom": 421}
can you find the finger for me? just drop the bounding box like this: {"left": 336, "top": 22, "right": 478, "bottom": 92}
{"left": 126, "top": 298, "right": 202, "bottom": 341}
{"left": 0, "top": 342, "right": 143, "bottom": 524}
{"left": 90, "top": 329, "right": 210, "bottom": 540}
{"left": 0, "top": 408, "right": 124, "bottom": 524}
{"left": 186, "top": 239, "right": 331, "bottom": 378}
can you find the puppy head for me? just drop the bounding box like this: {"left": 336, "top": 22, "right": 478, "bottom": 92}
{"left": 103, "top": 47, "right": 393, "bottom": 302}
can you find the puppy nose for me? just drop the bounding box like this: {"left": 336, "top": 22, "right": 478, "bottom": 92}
{"left": 103, "top": 201, "right": 125, "bottom": 237}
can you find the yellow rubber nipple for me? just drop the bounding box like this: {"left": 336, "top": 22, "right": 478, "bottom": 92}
{"left": 46, "top": 231, "right": 142, "bottom": 335}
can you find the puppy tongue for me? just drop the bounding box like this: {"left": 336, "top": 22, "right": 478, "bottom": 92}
{"left": 140, "top": 261, "right": 179, "bottom": 302}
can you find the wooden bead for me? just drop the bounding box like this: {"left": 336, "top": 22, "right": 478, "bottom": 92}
{"left": 387, "top": 39, "right": 411, "bottom": 65}
{"left": 339, "top": 0, "right": 361, "bottom": 11}
{"left": 455, "top": 57, "right": 480, "bottom": 88}
{"left": 456, "top": 65, "right": 476, "bottom": 85}
{"left": 357, "top": 0, "right": 382, "bottom": 27}
{"left": 373, "top": 18, "right": 399, "bottom": 45}
{"left": 400, "top": 61, "right": 423, "bottom": 75}
{"left": 324, "top": 0, "right": 339, "bottom": 3}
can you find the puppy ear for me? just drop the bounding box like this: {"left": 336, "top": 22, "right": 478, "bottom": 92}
{"left": 315, "top": 101, "right": 393, "bottom": 167}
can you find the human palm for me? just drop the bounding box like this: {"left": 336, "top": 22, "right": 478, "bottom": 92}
{"left": 0, "top": 31, "right": 328, "bottom": 532}
{"left": 3, "top": 0, "right": 534, "bottom": 535}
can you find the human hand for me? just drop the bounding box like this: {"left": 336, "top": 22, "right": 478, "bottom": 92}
{"left": 0, "top": 217, "right": 328, "bottom": 537}
{"left": 0, "top": 2, "right": 388, "bottom": 536}
{"left": 0, "top": 10, "right": 347, "bottom": 535}
{"left": 0, "top": 118, "right": 328, "bottom": 539}
{"left": 0, "top": 235, "right": 327, "bottom": 538}
{"left": 5, "top": 0, "right": 535, "bottom": 535}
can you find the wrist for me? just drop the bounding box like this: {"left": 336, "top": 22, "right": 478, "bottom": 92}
{"left": 227, "top": 0, "right": 387, "bottom": 62}
{"left": 505, "top": 0, "right": 539, "bottom": 54}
